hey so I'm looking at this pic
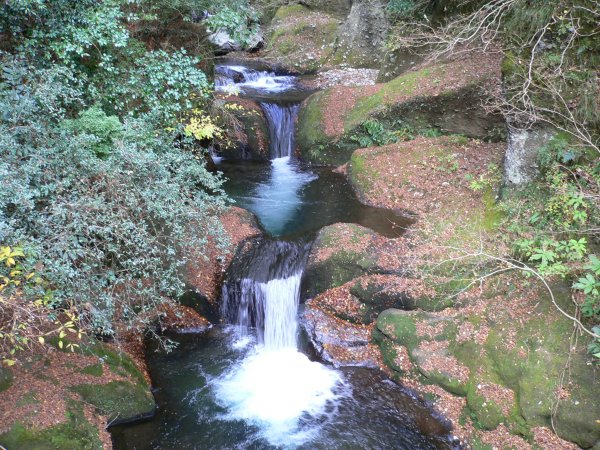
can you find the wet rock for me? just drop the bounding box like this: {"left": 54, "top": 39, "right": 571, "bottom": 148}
{"left": 302, "top": 223, "right": 384, "bottom": 299}
{"left": 302, "top": 303, "right": 381, "bottom": 368}
{"left": 184, "top": 206, "right": 262, "bottom": 316}
{"left": 217, "top": 97, "right": 270, "bottom": 161}
{"left": 504, "top": 123, "right": 555, "bottom": 185}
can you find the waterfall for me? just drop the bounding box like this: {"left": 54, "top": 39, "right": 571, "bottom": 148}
{"left": 221, "top": 239, "right": 309, "bottom": 349}
{"left": 260, "top": 102, "right": 300, "bottom": 159}
{"left": 215, "top": 64, "right": 295, "bottom": 94}
{"left": 214, "top": 64, "right": 344, "bottom": 448}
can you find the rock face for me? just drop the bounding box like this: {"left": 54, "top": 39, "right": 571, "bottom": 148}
{"left": 504, "top": 124, "right": 554, "bottom": 185}
{"left": 296, "top": 51, "right": 505, "bottom": 165}
{"left": 374, "top": 278, "right": 600, "bottom": 448}
{"left": 263, "top": 5, "right": 340, "bottom": 73}
{"left": 206, "top": 25, "right": 263, "bottom": 55}
{"left": 330, "top": 0, "right": 389, "bottom": 68}
{"left": 217, "top": 97, "right": 270, "bottom": 161}
{"left": 302, "top": 223, "right": 404, "bottom": 299}
{"left": 184, "top": 206, "right": 262, "bottom": 316}
{"left": 300, "top": 0, "right": 352, "bottom": 17}
{"left": 302, "top": 305, "right": 381, "bottom": 368}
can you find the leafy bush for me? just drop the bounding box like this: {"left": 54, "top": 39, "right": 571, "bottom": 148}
{"left": 0, "top": 0, "right": 229, "bottom": 355}
{"left": 63, "top": 107, "right": 123, "bottom": 158}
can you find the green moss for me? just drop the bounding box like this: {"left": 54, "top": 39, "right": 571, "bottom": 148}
{"left": 0, "top": 402, "right": 102, "bottom": 450}
{"left": 375, "top": 309, "right": 420, "bottom": 350}
{"left": 82, "top": 342, "right": 146, "bottom": 385}
{"left": 296, "top": 90, "right": 329, "bottom": 154}
{"left": 80, "top": 363, "right": 103, "bottom": 377}
{"left": 272, "top": 4, "right": 308, "bottom": 21}
{"left": 16, "top": 392, "right": 40, "bottom": 408}
{"left": 0, "top": 366, "right": 13, "bottom": 392}
{"left": 466, "top": 384, "right": 505, "bottom": 430}
{"left": 345, "top": 68, "right": 430, "bottom": 131}
{"left": 72, "top": 380, "right": 154, "bottom": 422}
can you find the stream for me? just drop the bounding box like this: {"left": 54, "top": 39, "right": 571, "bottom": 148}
{"left": 110, "top": 63, "right": 459, "bottom": 450}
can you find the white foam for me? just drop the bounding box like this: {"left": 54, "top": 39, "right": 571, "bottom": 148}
{"left": 215, "top": 347, "right": 344, "bottom": 447}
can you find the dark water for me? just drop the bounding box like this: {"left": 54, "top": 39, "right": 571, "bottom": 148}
{"left": 219, "top": 160, "right": 412, "bottom": 238}
{"left": 110, "top": 328, "right": 458, "bottom": 450}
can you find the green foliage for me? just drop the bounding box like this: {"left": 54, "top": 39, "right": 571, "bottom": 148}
{"left": 350, "top": 119, "right": 398, "bottom": 147}
{"left": 63, "top": 107, "right": 123, "bottom": 158}
{"left": 501, "top": 134, "right": 599, "bottom": 359}
{"left": 0, "top": 1, "right": 228, "bottom": 350}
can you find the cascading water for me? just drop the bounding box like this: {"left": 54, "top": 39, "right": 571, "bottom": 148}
{"left": 260, "top": 102, "right": 300, "bottom": 159}
{"left": 110, "top": 62, "right": 458, "bottom": 450}
{"left": 215, "top": 64, "right": 296, "bottom": 94}
{"left": 217, "top": 239, "right": 344, "bottom": 447}
{"left": 213, "top": 64, "right": 347, "bottom": 447}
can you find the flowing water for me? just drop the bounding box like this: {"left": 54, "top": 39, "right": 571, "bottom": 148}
{"left": 111, "top": 62, "right": 459, "bottom": 450}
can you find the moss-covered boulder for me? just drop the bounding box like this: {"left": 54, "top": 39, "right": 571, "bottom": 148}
{"left": 0, "top": 403, "right": 103, "bottom": 450}
{"left": 0, "top": 340, "right": 155, "bottom": 449}
{"left": 217, "top": 97, "right": 270, "bottom": 161}
{"left": 73, "top": 380, "right": 154, "bottom": 423}
{"left": 184, "top": 206, "right": 262, "bottom": 316}
{"left": 263, "top": 5, "right": 340, "bottom": 73}
{"left": 302, "top": 223, "right": 386, "bottom": 299}
{"left": 374, "top": 277, "right": 600, "bottom": 449}
{"left": 296, "top": 52, "right": 505, "bottom": 165}
{"left": 299, "top": 0, "right": 352, "bottom": 17}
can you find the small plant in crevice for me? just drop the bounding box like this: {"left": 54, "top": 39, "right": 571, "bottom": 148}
{"left": 350, "top": 119, "right": 398, "bottom": 147}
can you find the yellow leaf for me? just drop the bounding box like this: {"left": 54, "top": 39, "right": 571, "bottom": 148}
{"left": 6, "top": 257, "right": 15, "bottom": 267}
{"left": 3, "top": 359, "right": 16, "bottom": 367}
{"left": 58, "top": 340, "right": 63, "bottom": 349}
{"left": 59, "top": 330, "right": 66, "bottom": 339}
{"left": 38, "top": 336, "right": 45, "bottom": 345}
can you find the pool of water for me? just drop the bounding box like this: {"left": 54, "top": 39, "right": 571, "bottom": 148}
{"left": 219, "top": 159, "right": 412, "bottom": 238}
{"left": 110, "top": 328, "right": 458, "bottom": 450}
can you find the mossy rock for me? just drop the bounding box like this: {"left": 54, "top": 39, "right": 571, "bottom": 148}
{"left": 466, "top": 384, "right": 506, "bottom": 430}
{"left": 299, "top": 0, "right": 352, "bottom": 17}
{"left": 296, "top": 57, "right": 504, "bottom": 165}
{"left": 328, "top": 0, "right": 389, "bottom": 69}
{"left": 219, "top": 99, "right": 270, "bottom": 161}
{"left": 0, "top": 366, "right": 13, "bottom": 392}
{"left": 375, "top": 309, "right": 421, "bottom": 351}
{"left": 302, "top": 223, "right": 380, "bottom": 298}
{"left": 0, "top": 402, "right": 102, "bottom": 450}
{"left": 73, "top": 380, "right": 155, "bottom": 423}
{"left": 373, "top": 329, "right": 410, "bottom": 374}
{"left": 83, "top": 342, "right": 147, "bottom": 385}
{"left": 266, "top": 5, "right": 340, "bottom": 73}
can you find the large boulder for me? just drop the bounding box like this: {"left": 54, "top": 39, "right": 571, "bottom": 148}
{"left": 329, "top": 0, "right": 389, "bottom": 68}
{"left": 184, "top": 206, "right": 262, "bottom": 316}
{"left": 504, "top": 123, "right": 555, "bottom": 185}
{"left": 217, "top": 97, "right": 270, "bottom": 161}
{"left": 301, "top": 223, "right": 406, "bottom": 299}
{"left": 374, "top": 277, "right": 600, "bottom": 448}
{"left": 302, "top": 304, "right": 381, "bottom": 368}
{"left": 263, "top": 5, "right": 340, "bottom": 73}
{"left": 296, "top": 52, "right": 505, "bottom": 165}
{"left": 0, "top": 340, "right": 155, "bottom": 449}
